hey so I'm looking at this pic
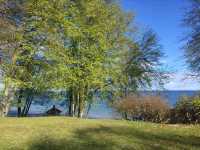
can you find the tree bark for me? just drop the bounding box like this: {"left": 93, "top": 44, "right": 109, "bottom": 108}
{"left": 17, "top": 99, "right": 22, "bottom": 117}
{"left": 0, "top": 80, "right": 15, "bottom": 117}
{"left": 68, "top": 88, "right": 76, "bottom": 117}
{"left": 17, "top": 89, "right": 23, "bottom": 117}
{"left": 21, "top": 89, "right": 34, "bottom": 117}
{"left": 86, "top": 102, "right": 92, "bottom": 117}
{"left": 74, "top": 91, "right": 78, "bottom": 116}
{"left": 68, "top": 89, "right": 73, "bottom": 116}
{"left": 78, "top": 88, "right": 84, "bottom": 118}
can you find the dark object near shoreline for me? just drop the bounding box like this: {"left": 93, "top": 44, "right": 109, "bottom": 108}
{"left": 46, "top": 105, "right": 62, "bottom": 116}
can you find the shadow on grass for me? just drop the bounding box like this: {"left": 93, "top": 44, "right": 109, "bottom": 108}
{"left": 27, "top": 125, "right": 200, "bottom": 150}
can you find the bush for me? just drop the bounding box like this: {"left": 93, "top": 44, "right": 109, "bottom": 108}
{"left": 114, "top": 95, "right": 170, "bottom": 123}
{"left": 172, "top": 96, "right": 200, "bottom": 123}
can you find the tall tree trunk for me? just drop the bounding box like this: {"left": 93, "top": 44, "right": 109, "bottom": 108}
{"left": 78, "top": 88, "right": 84, "bottom": 118}
{"left": 124, "top": 112, "right": 128, "bottom": 120}
{"left": 0, "top": 80, "right": 15, "bottom": 117}
{"left": 68, "top": 88, "right": 76, "bottom": 117}
{"left": 2, "top": 85, "right": 9, "bottom": 117}
{"left": 68, "top": 89, "right": 72, "bottom": 116}
{"left": 17, "top": 100, "right": 22, "bottom": 117}
{"left": 24, "top": 95, "right": 33, "bottom": 116}
{"left": 17, "top": 89, "right": 23, "bottom": 117}
{"left": 21, "top": 95, "right": 33, "bottom": 117}
{"left": 86, "top": 102, "right": 92, "bottom": 117}
{"left": 21, "top": 89, "right": 34, "bottom": 117}
{"left": 77, "top": 100, "right": 83, "bottom": 118}
{"left": 74, "top": 91, "right": 78, "bottom": 116}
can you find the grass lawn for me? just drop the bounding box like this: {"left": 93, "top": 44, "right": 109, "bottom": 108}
{"left": 0, "top": 117, "right": 200, "bottom": 150}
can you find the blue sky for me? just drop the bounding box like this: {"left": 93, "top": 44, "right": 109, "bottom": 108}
{"left": 121, "top": 0, "right": 200, "bottom": 90}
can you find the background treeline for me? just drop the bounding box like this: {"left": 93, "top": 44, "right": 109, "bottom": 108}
{"left": 0, "top": 0, "right": 167, "bottom": 118}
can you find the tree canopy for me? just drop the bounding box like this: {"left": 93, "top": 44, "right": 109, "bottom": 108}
{"left": 183, "top": 0, "right": 200, "bottom": 76}
{"left": 0, "top": 0, "right": 167, "bottom": 117}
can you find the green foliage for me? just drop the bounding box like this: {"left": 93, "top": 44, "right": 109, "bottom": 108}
{"left": 183, "top": 0, "right": 200, "bottom": 75}
{"left": 0, "top": 0, "right": 168, "bottom": 117}
{"left": 172, "top": 95, "right": 200, "bottom": 123}
{"left": 111, "top": 29, "right": 168, "bottom": 100}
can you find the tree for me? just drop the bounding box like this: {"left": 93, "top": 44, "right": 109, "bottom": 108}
{"left": 0, "top": 0, "right": 167, "bottom": 118}
{"left": 0, "top": 0, "right": 22, "bottom": 116}
{"left": 25, "top": 0, "right": 136, "bottom": 118}
{"left": 108, "top": 29, "right": 167, "bottom": 103}
{"left": 0, "top": 0, "right": 54, "bottom": 117}
{"left": 183, "top": 0, "right": 200, "bottom": 76}
{"left": 55, "top": 0, "right": 132, "bottom": 117}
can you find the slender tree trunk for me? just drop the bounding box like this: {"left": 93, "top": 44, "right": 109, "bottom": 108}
{"left": 2, "top": 85, "right": 9, "bottom": 117}
{"left": 68, "top": 89, "right": 72, "bottom": 116}
{"left": 68, "top": 99, "right": 72, "bottom": 116}
{"left": 86, "top": 102, "right": 92, "bottom": 117}
{"left": 22, "top": 97, "right": 32, "bottom": 116}
{"left": 0, "top": 80, "right": 15, "bottom": 117}
{"left": 124, "top": 112, "right": 128, "bottom": 120}
{"left": 74, "top": 91, "right": 78, "bottom": 116}
{"left": 17, "top": 89, "right": 23, "bottom": 117}
{"left": 77, "top": 100, "right": 83, "bottom": 118}
{"left": 68, "top": 88, "right": 76, "bottom": 117}
{"left": 21, "top": 90, "right": 34, "bottom": 117}
{"left": 17, "top": 99, "right": 22, "bottom": 117}
{"left": 24, "top": 95, "right": 33, "bottom": 116}
{"left": 124, "top": 87, "right": 128, "bottom": 97}
{"left": 68, "top": 97, "right": 75, "bottom": 117}
{"left": 78, "top": 88, "right": 84, "bottom": 118}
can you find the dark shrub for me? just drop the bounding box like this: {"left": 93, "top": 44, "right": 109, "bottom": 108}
{"left": 114, "top": 95, "right": 170, "bottom": 123}
{"left": 193, "top": 98, "right": 200, "bottom": 122}
{"left": 172, "top": 96, "right": 200, "bottom": 124}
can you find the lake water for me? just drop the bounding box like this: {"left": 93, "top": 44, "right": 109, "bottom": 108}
{"left": 8, "top": 90, "right": 199, "bottom": 119}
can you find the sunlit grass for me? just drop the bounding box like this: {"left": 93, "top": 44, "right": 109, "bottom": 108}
{"left": 0, "top": 117, "right": 199, "bottom": 150}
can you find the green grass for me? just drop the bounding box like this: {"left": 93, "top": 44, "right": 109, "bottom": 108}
{"left": 0, "top": 117, "right": 200, "bottom": 150}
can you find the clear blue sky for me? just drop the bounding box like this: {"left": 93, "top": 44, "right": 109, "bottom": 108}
{"left": 121, "top": 0, "right": 200, "bottom": 90}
